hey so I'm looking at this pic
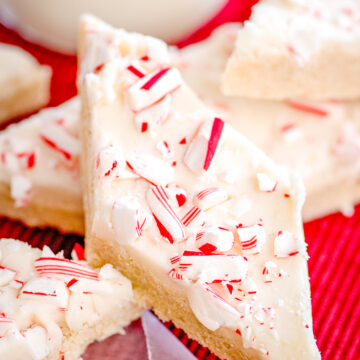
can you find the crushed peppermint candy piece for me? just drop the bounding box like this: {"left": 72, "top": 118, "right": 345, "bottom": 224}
{"left": 262, "top": 261, "right": 277, "bottom": 283}
{"left": 35, "top": 257, "right": 99, "bottom": 283}
{"left": 237, "top": 224, "right": 266, "bottom": 255}
{"left": 112, "top": 196, "right": 144, "bottom": 244}
{"left": 126, "top": 67, "right": 182, "bottom": 112}
{"left": 193, "top": 187, "right": 228, "bottom": 210}
{"left": 239, "top": 276, "right": 258, "bottom": 296}
{"left": 0, "top": 266, "right": 16, "bottom": 286}
{"left": 196, "top": 227, "right": 234, "bottom": 253}
{"left": 127, "top": 152, "right": 174, "bottom": 186}
{"left": 20, "top": 277, "right": 69, "bottom": 308}
{"left": 96, "top": 145, "right": 124, "bottom": 179}
{"left": 40, "top": 123, "right": 81, "bottom": 161}
{"left": 237, "top": 302, "right": 252, "bottom": 319}
{"left": 71, "top": 243, "right": 85, "bottom": 261}
{"left": 274, "top": 230, "right": 303, "bottom": 257}
{"left": 184, "top": 117, "right": 225, "bottom": 174}
{"left": 146, "top": 186, "right": 185, "bottom": 243}
{"left": 181, "top": 206, "right": 204, "bottom": 229}
{"left": 10, "top": 175, "right": 32, "bottom": 207}
{"left": 156, "top": 139, "right": 174, "bottom": 159}
{"left": 256, "top": 173, "right": 278, "bottom": 192}
{"left": 166, "top": 184, "right": 187, "bottom": 208}
{"left": 135, "top": 94, "right": 171, "bottom": 133}
{"left": 255, "top": 307, "right": 276, "bottom": 325}
{"left": 178, "top": 251, "right": 248, "bottom": 283}
{"left": 0, "top": 315, "right": 15, "bottom": 337}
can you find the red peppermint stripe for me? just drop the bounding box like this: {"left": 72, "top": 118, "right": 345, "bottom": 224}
{"left": 127, "top": 65, "right": 145, "bottom": 78}
{"left": 204, "top": 117, "right": 224, "bottom": 171}
{"left": 286, "top": 100, "right": 328, "bottom": 117}
{"left": 195, "top": 187, "right": 219, "bottom": 200}
{"left": 141, "top": 68, "right": 170, "bottom": 90}
{"left": 181, "top": 206, "right": 202, "bottom": 227}
{"left": 40, "top": 135, "right": 72, "bottom": 160}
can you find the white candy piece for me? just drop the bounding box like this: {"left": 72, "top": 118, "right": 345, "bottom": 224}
{"left": 156, "top": 138, "right": 174, "bottom": 159}
{"left": 240, "top": 276, "right": 258, "bottom": 295}
{"left": 184, "top": 117, "right": 225, "bottom": 174}
{"left": 0, "top": 267, "right": 16, "bottom": 286}
{"left": 257, "top": 173, "right": 278, "bottom": 193}
{"left": 188, "top": 281, "right": 240, "bottom": 331}
{"left": 0, "top": 316, "right": 15, "bottom": 337}
{"left": 126, "top": 67, "right": 182, "bottom": 112}
{"left": 237, "top": 302, "right": 252, "bottom": 319}
{"left": 135, "top": 94, "right": 171, "bottom": 133}
{"left": 112, "top": 196, "right": 143, "bottom": 245}
{"left": 196, "top": 227, "right": 234, "bottom": 253}
{"left": 262, "top": 261, "right": 278, "bottom": 283}
{"left": 20, "top": 277, "right": 69, "bottom": 308}
{"left": 274, "top": 230, "right": 304, "bottom": 258}
{"left": 237, "top": 224, "right": 266, "bottom": 255}
{"left": 193, "top": 187, "right": 228, "bottom": 210}
{"left": 96, "top": 145, "right": 125, "bottom": 179}
{"left": 40, "top": 123, "right": 81, "bottom": 161}
{"left": 23, "top": 326, "right": 50, "bottom": 360}
{"left": 178, "top": 252, "right": 248, "bottom": 282}
{"left": 147, "top": 186, "right": 185, "bottom": 243}
{"left": 10, "top": 175, "right": 32, "bottom": 207}
{"left": 127, "top": 152, "right": 174, "bottom": 186}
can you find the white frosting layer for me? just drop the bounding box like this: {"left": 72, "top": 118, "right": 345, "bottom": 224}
{"left": 0, "top": 97, "right": 82, "bottom": 210}
{"left": 0, "top": 239, "right": 137, "bottom": 360}
{"left": 81, "top": 16, "right": 319, "bottom": 360}
{"left": 173, "top": 23, "right": 360, "bottom": 221}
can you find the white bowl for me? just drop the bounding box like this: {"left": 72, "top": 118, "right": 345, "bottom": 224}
{"left": 0, "top": 0, "right": 226, "bottom": 54}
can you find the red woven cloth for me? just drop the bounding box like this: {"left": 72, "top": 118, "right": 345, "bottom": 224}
{"left": 0, "top": 1, "right": 359, "bottom": 359}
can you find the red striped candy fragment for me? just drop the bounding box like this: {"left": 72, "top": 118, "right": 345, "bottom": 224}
{"left": 147, "top": 186, "right": 185, "bottom": 243}
{"left": 196, "top": 227, "right": 234, "bottom": 253}
{"left": 112, "top": 196, "right": 144, "bottom": 244}
{"left": 35, "top": 257, "right": 99, "bottom": 283}
{"left": 126, "top": 67, "right": 181, "bottom": 112}
{"left": 237, "top": 302, "right": 252, "bottom": 319}
{"left": 135, "top": 94, "right": 171, "bottom": 133}
{"left": 10, "top": 175, "right": 32, "bottom": 207}
{"left": 184, "top": 117, "right": 225, "bottom": 173}
{"left": 0, "top": 265, "right": 16, "bottom": 286}
{"left": 188, "top": 281, "right": 240, "bottom": 331}
{"left": 0, "top": 315, "right": 15, "bottom": 337}
{"left": 126, "top": 64, "right": 145, "bottom": 80}
{"left": 274, "top": 230, "right": 303, "bottom": 257}
{"left": 262, "top": 261, "right": 277, "bottom": 283}
{"left": 71, "top": 243, "right": 85, "bottom": 261}
{"left": 40, "top": 123, "right": 80, "bottom": 161}
{"left": 166, "top": 184, "right": 187, "bottom": 208}
{"left": 181, "top": 206, "right": 204, "bottom": 229}
{"left": 239, "top": 276, "right": 258, "bottom": 296}
{"left": 127, "top": 152, "right": 174, "bottom": 186}
{"left": 256, "top": 173, "right": 278, "bottom": 193}
{"left": 168, "top": 268, "right": 183, "bottom": 280}
{"left": 96, "top": 145, "right": 124, "bottom": 179}
{"left": 286, "top": 100, "right": 328, "bottom": 117}
{"left": 16, "top": 151, "right": 36, "bottom": 170}
{"left": 156, "top": 139, "right": 173, "bottom": 159}
{"left": 178, "top": 251, "right": 248, "bottom": 283}
{"left": 21, "top": 277, "right": 69, "bottom": 308}
{"left": 254, "top": 307, "right": 276, "bottom": 325}
{"left": 194, "top": 187, "right": 228, "bottom": 210}
{"left": 237, "top": 224, "right": 265, "bottom": 255}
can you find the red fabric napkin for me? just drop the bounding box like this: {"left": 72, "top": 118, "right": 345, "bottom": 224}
{"left": 0, "top": 1, "right": 359, "bottom": 359}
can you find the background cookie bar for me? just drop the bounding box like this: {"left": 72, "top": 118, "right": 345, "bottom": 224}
{"left": 0, "top": 43, "right": 51, "bottom": 123}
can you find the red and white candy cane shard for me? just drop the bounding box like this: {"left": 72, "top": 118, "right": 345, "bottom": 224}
{"left": 194, "top": 187, "right": 228, "bottom": 210}
{"left": 256, "top": 173, "right": 278, "bottom": 193}
{"left": 239, "top": 276, "right": 258, "bottom": 296}
{"left": 262, "top": 261, "right": 277, "bottom": 283}
{"left": 169, "top": 255, "right": 181, "bottom": 265}
{"left": 71, "top": 243, "right": 85, "bottom": 261}
{"left": 40, "top": 123, "right": 81, "bottom": 161}
{"left": 184, "top": 117, "right": 225, "bottom": 174}
{"left": 135, "top": 94, "right": 171, "bottom": 133}
{"left": 0, "top": 315, "right": 15, "bottom": 337}
{"left": 147, "top": 186, "right": 185, "bottom": 243}
{"left": 168, "top": 268, "right": 183, "bottom": 280}
{"left": 16, "top": 151, "right": 36, "bottom": 170}
{"left": 35, "top": 257, "right": 99, "bottom": 282}
{"left": 10, "top": 175, "right": 32, "bottom": 207}
{"left": 96, "top": 145, "right": 124, "bottom": 179}
{"left": 166, "top": 184, "right": 187, "bottom": 208}
{"left": 127, "top": 152, "right": 174, "bottom": 186}
{"left": 126, "top": 64, "right": 145, "bottom": 79}
{"left": 156, "top": 140, "right": 173, "bottom": 159}
{"left": 126, "top": 67, "right": 181, "bottom": 112}
{"left": 112, "top": 196, "right": 143, "bottom": 244}
{"left": 0, "top": 266, "right": 16, "bottom": 286}
{"left": 178, "top": 251, "right": 248, "bottom": 283}
{"left": 286, "top": 100, "right": 328, "bottom": 117}
{"left": 274, "top": 230, "right": 303, "bottom": 257}
{"left": 181, "top": 206, "right": 204, "bottom": 228}
{"left": 237, "top": 302, "right": 252, "bottom": 319}
{"left": 237, "top": 224, "right": 266, "bottom": 255}
{"left": 196, "top": 226, "right": 234, "bottom": 254}
{"left": 20, "top": 277, "right": 69, "bottom": 308}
